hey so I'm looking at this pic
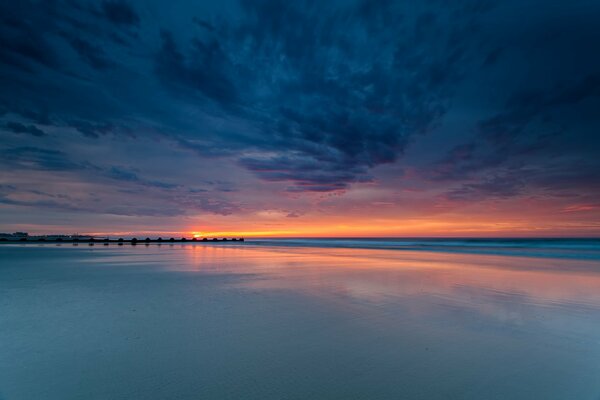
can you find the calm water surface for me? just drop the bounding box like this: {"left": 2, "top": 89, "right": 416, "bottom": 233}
{"left": 1, "top": 243, "right": 600, "bottom": 399}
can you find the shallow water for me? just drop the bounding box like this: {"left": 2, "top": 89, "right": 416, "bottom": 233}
{"left": 1, "top": 243, "right": 600, "bottom": 399}
{"left": 251, "top": 237, "right": 600, "bottom": 260}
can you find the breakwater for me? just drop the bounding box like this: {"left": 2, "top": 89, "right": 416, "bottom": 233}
{"left": 0, "top": 237, "right": 244, "bottom": 245}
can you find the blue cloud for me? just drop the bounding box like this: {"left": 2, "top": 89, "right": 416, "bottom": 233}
{"left": 1, "top": 0, "right": 599, "bottom": 222}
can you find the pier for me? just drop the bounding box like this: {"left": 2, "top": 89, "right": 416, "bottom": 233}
{"left": 0, "top": 237, "right": 245, "bottom": 244}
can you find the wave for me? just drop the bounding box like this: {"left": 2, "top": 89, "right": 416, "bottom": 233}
{"left": 247, "top": 238, "right": 600, "bottom": 260}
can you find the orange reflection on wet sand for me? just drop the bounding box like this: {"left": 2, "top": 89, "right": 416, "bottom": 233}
{"left": 175, "top": 244, "right": 600, "bottom": 310}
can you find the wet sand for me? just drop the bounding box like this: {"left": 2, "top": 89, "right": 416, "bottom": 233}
{"left": 1, "top": 244, "right": 600, "bottom": 399}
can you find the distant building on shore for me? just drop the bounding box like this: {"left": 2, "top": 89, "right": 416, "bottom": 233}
{"left": 0, "top": 232, "right": 29, "bottom": 239}
{"left": 42, "top": 234, "right": 96, "bottom": 240}
{"left": 0, "top": 232, "right": 97, "bottom": 240}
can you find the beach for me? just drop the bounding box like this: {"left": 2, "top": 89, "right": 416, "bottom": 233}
{"left": 1, "top": 242, "right": 600, "bottom": 399}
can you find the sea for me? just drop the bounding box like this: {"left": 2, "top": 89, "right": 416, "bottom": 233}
{"left": 251, "top": 237, "right": 600, "bottom": 260}
{"left": 1, "top": 238, "right": 599, "bottom": 399}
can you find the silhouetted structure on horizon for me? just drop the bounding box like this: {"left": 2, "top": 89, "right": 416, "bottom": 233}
{"left": 0, "top": 235, "right": 245, "bottom": 245}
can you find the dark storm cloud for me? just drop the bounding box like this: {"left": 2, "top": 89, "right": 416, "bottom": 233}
{"left": 479, "top": 74, "right": 600, "bottom": 148}
{"left": 0, "top": 147, "right": 85, "bottom": 171}
{"left": 481, "top": 46, "right": 503, "bottom": 68}
{"left": 155, "top": 30, "right": 239, "bottom": 107}
{"left": 107, "top": 166, "right": 178, "bottom": 189}
{"left": 70, "top": 121, "right": 115, "bottom": 138}
{"left": 65, "top": 37, "right": 114, "bottom": 70}
{"left": 0, "top": 147, "right": 239, "bottom": 216}
{"left": 2, "top": 0, "right": 494, "bottom": 191}
{"left": 192, "top": 18, "right": 215, "bottom": 32}
{"left": 0, "top": 2, "right": 58, "bottom": 70}
{"left": 0, "top": 146, "right": 175, "bottom": 190}
{"left": 100, "top": 0, "right": 140, "bottom": 26}
{"left": 1, "top": 0, "right": 600, "bottom": 221}
{"left": 152, "top": 0, "right": 492, "bottom": 190}
{"left": 0, "top": 0, "right": 494, "bottom": 193}
{"left": 431, "top": 73, "right": 600, "bottom": 198}
{"left": 446, "top": 173, "right": 525, "bottom": 201}
{"left": 4, "top": 122, "right": 46, "bottom": 137}
{"left": 0, "top": 187, "right": 94, "bottom": 214}
{"left": 239, "top": 154, "right": 372, "bottom": 192}
{"left": 0, "top": 0, "right": 142, "bottom": 144}
{"left": 443, "top": 162, "right": 600, "bottom": 204}
{"left": 420, "top": 0, "right": 600, "bottom": 203}
{"left": 0, "top": 1, "right": 132, "bottom": 72}
{"left": 0, "top": 189, "right": 187, "bottom": 217}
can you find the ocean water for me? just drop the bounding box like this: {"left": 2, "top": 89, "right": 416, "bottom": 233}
{"left": 1, "top": 241, "right": 600, "bottom": 399}
{"left": 251, "top": 237, "right": 600, "bottom": 260}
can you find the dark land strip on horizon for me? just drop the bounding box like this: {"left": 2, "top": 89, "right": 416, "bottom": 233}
{"left": 0, "top": 237, "right": 244, "bottom": 245}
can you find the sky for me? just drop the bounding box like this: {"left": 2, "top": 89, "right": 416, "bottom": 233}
{"left": 1, "top": 0, "right": 599, "bottom": 237}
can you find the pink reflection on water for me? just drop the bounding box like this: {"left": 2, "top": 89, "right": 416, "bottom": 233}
{"left": 85, "top": 243, "right": 600, "bottom": 337}
{"left": 131, "top": 245, "right": 594, "bottom": 313}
